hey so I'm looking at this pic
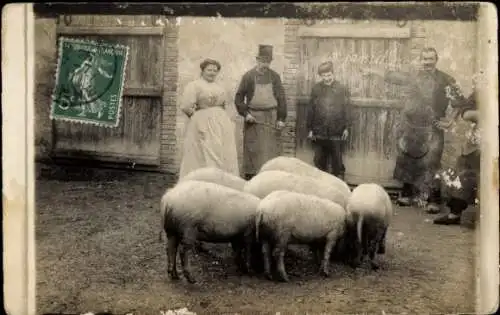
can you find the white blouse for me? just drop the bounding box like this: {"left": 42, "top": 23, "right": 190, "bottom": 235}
{"left": 180, "top": 78, "right": 227, "bottom": 117}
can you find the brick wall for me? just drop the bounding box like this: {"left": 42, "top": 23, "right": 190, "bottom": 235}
{"left": 160, "top": 18, "right": 180, "bottom": 174}
{"left": 281, "top": 19, "right": 302, "bottom": 157}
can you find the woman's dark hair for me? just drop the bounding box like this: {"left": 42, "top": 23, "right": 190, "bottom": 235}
{"left": 200, "top": 58, "right": 221, "bottom": 72}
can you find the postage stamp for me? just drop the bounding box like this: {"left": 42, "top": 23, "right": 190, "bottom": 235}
{"left": 50, "top": 37, "right": 129, "bottom": 128}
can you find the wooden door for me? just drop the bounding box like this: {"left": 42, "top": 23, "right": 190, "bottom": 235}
{"left": 51, "top": 15, "right": 165, "bottom": 166}
{"left": 295, "top": 26, "right": 411, "bottom": 187}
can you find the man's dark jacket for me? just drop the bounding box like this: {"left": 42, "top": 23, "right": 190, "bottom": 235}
{"left": 385, "top": 68, "right": 465, "bottom": 120}
{"left": 307, "top": 80, "right": 353, "bottom": 139}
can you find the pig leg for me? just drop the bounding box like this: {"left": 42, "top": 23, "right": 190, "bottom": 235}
{"left": 309, "top": 242, "right": 322, "bottom": 267}
{"left": 167, "top": 235, "right": 180, "bottom": 280}
{"left": 377, "top": 227, "right": 388, "bottom": 254}
{"left": 243, "top": 227, "right": 254, "bottom": 275}
{"left": 368, "top": 239, "right": 380, "bottom": 271}
{"left": 274, "top": 235, "right": 290, "bottom": 282}
{"left": 367, "top": 227, "right": 382, "bottom": 271}
{"left": 341, "top": 227, "right": 360, "bottom": 268}
{"left": 362, "top": 233, "right": 369, "bottom": 256}
{"left": 330, "top": 235, "right": 347, "bottom": 263}
{"left": 350, "top": 226, "right": 366, "bottom": 268}
{"left": 179, "top": 228, "right": 197, "bottom": 284}
{"left": 250, "top": 239, "right": 264, "bottom": 274}
{"left": 320, "top": 232, "right": 338, "bottom": 277}
{"left": 262, "top": 241, "right": 273, "bottom": 281}
{"left": 231, "top": 238, "right": 247, "bottom": 274}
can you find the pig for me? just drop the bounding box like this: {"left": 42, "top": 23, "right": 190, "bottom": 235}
{"left": 258, "top": 156, "right": 351, "bottom": 199}
{"left": 255, "top": 190, "right": 350, "bottom": 282}
{"left": 180, "top": 167, "right": 247, "bottom": 192}
{"left": 161, "top": 180, "right": 261, "bottom": 283}
{"left": 346, "top": 183, "right": 393, "bottom": 270}
{"left": 244, "top": 170, "right": 348, "bottom": 208}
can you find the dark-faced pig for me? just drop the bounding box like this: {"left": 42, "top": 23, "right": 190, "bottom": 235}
{"left": 346, "top": 183, "right": 393, "bottom": 270}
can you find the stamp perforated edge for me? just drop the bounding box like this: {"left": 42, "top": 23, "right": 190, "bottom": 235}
{"left": 49, "top": 36, "right": 130, "bottom": 128}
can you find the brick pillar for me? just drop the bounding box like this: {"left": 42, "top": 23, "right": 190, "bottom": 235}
{"left": 410, "top": 21, "right": 426, "bottom": 63}
{"left": 160, "top": 18, "right": 179, "bottom": 174}
{"left": 282, "top": 19, "right": 301, "bottom": 157}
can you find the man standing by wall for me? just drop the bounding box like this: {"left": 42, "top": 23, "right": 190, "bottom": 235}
{"left": 307, "top": 61, "right": 352, "bottom": 179}
{"left": 364, "top": 47, "right": 466, "bottom": 211}
{"left": 235, "top": 44, "right": 287, "bottom": 180}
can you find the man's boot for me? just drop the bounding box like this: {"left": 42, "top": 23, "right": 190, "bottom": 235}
{"left": 426, "top": 187, "right": 442, "bottom": 214}
{"left": 397, "top": 183, "right": 413, "bottom": 206}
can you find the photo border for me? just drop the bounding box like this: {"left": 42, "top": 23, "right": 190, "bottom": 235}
{"left": 2, "top": 3, "right": 498, "bottom": 315}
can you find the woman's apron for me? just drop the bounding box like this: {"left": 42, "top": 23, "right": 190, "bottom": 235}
{"left": 243, "top": 76, "right": 281, "bottom": 175}
{"left": 178, "top": 87, "right": 239, "bottom": 179}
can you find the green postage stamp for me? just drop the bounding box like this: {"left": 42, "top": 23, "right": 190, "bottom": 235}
{"left": 50, "top": 37, "right": 129, "bottom": 128}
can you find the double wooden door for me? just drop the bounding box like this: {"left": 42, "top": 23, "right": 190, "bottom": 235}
{"left": 295, "top": 26, "right": 411, "bottom": 187}
{"left": 51, "top": 15, "right": 165, "bottom": 166}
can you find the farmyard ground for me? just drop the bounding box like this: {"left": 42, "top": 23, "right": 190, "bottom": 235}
{"left": 35, "top": 167, "right": 476, "bottom": 315}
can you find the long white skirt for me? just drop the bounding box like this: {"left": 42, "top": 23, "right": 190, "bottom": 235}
{"left": 179, "top": 107, "right": 239, "bottom": 179}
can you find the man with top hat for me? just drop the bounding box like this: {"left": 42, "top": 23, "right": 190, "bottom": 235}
{"left": 235, "top": 44, "right": 287, "bottom": 180}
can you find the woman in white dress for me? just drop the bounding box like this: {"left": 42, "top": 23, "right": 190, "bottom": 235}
{"left": 178, "top": 58, "right": 240, "bottom": 179}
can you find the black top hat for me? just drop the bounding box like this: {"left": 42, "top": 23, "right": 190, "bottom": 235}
{"left": 257, "top": 44, "right": 273, "bottom": 61}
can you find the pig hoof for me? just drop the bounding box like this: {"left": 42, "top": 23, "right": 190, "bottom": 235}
{"left": 240, "top": 264, "right": 250, "bottom": 274}
{"left": 168, "top": 270, "right": 180, "bottom": 280}
{"left": 170, "top": 273, "right": 180, "bottom": 281}
{"left": 184, "top": 273, "right": 197, "bottom": 284}
{"left": 349, "top": 260, "right": 361, "bottom": 269}
{"left": 186, "top": 277, "right": 197, "bottom": 284}
{"left": 320, "top": 269, "right": 330, "bottom": 278}
{"left": 277, "top": 274, "right": 290, "bottom": 283}
{"left": 370, "top": 262, "right": 380, "bottom": 271}
{"left": 264, "top": 272, "right": 273, "bottom": 281}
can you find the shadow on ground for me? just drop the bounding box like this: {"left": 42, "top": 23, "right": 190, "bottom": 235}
{"left": 36, "top": 167, "right": 477, "bottom": 314}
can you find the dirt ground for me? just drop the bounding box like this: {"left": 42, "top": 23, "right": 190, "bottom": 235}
{"left": 36, "top": 166, "right": 477, "bottom": 315}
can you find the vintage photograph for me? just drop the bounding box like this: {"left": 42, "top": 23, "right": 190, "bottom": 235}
{"left": 3, "top": 2, "right": 498, "bottom": 315}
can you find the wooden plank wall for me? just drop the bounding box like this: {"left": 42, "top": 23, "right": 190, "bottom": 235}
{"left": 52, "top": 15, "right": 164, "bottom": 165}
{"left": 295, "top": 30, "right": 410, "bottom": 186}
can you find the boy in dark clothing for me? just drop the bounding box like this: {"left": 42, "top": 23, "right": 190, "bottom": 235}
{"left": 307, "top": 61, "right": 352, "bottom": 179}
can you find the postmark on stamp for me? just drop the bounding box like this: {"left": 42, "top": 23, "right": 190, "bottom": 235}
{"left": 50, "top": 37, "right": 129, "bottom": 128}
